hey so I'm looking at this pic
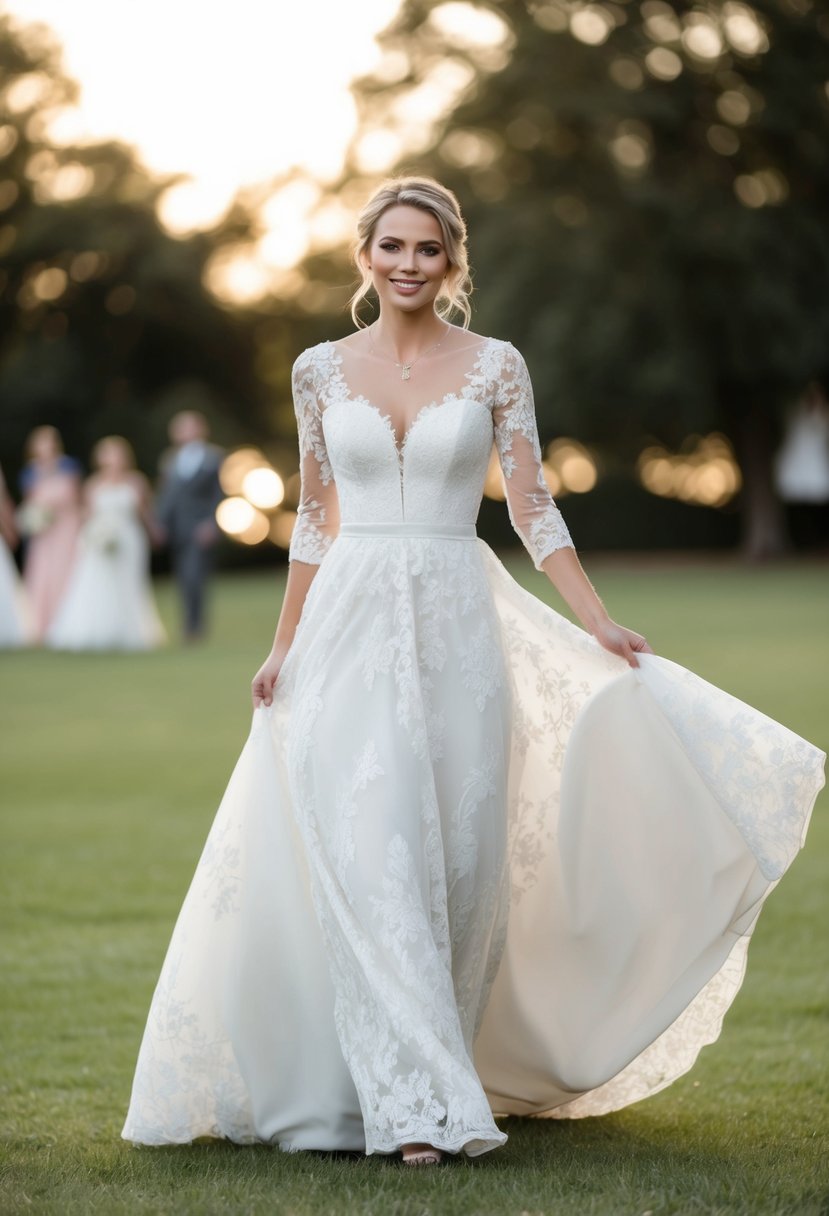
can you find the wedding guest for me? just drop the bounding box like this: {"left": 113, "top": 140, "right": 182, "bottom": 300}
{"left": 155, "top": 410, "right": 224, "bottom": 642}
{"left": 18, "top": 426, "right": 82, "bottom": 642}
{"left": 47, "top": 436, "right": 166, "bottom": 651}
{"left": 0, "top": 464, "right": 29, "bottom": 647}
{"left": 774, "top": 379, "right": 829, "bottom": 549}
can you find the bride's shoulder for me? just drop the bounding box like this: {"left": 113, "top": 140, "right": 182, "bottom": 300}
{"left": 292, "top": 339, "right": 334, "bottom": 373}
{"left": 473, "top": 333, "right": 528, "bottom": 370}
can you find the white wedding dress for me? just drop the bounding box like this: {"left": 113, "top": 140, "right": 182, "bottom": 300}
{"left": 48, "top": 481, "right": 165, "bottom": 651}
{"left": 0, "top": 535, "right": 28, "bottom": 647}
{"left": 122, "top": 337, "right": 825, "bottom": 1156}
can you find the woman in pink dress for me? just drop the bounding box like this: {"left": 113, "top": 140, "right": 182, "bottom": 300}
{"left": 18, "top": 426, "right": 82, "bottom": 642}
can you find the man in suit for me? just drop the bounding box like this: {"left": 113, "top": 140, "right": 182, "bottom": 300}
{"left": 156, "top": 410, "right": 224, "bottom": 641}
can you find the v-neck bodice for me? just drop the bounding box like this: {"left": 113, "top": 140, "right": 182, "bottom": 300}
{"left": 324, "top": 336, "right": 494, "bottom": 456}
{"left": 287, "top": 335, "right": 574, "bottom": 570}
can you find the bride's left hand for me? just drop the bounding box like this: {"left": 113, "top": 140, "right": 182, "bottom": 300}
{"left": 592, "top": 619, "right": 653, "bottom": 668}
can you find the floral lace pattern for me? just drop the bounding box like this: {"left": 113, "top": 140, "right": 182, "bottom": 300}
{"left": 287, "top": 336, "right": 574, "bottom": 570}
{"left": 277, "top": 531, "right": 511, "bottom": 1154}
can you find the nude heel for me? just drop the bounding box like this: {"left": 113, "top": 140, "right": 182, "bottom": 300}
{"left": 401, "top": 1145, "right": 444, "bottom": 1166}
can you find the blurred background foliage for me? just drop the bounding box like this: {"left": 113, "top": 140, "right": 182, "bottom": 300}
{"left": 1, "top": 1, "right": 828, "bottom": 558}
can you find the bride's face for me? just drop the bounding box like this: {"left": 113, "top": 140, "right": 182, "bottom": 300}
{"left": 365, "top": 205, "right": 449, "bottom": 317}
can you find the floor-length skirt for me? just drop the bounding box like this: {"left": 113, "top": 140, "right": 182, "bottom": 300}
{"left": 0, "top": 537, "right": 29, "bottom": 647}
{"left": 122, "top": 524, "right": 825, "bottom": 1155}
{"left": 23, "top": 510, "right": 80, "bottom": 641}
{"left": 47, "top": 515, "right": 165, "bottom": 651}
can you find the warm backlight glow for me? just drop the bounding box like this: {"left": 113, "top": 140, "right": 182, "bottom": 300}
{"left": 218, "top": 451, "right": 292, "bottom": 547}
{"left": 237, "top": 511, "right": 271, "bottom": 546}
{"left": 6, "top": 0, "right": 401, "bottom": 235}
{"left": 219, "top": 448, "right": 269, "bottom": 497}
{"left": 637, "top": 434, "right": 742, "bottom": 507}
{"left": 483, "top": 438, "right": 598, "bottom": 503}
{"left": 242, "top": 467, "right": 285, "bottom": 511}
{"left": 216, "top": 496, "right": 257, "bottom": 536}
{"left": 544, "top": 439, "right": 598, "bottom": 494}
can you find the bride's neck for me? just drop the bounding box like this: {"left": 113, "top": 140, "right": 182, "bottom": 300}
{"left": 371, "top": 308, "right": 447, "bottom": 357}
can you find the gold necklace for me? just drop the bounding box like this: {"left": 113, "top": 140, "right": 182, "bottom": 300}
{"left": 367, "top": 322, "right": 449, "bottom": 381}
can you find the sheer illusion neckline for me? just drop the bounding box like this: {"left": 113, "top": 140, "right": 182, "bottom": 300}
{"left": 324, "top": 335, "right": 496, "bottom": 458}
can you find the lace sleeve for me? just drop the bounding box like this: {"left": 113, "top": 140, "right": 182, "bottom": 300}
{"left": 288, "top": 348, "right": 340, "bottom": 564}
{"left": 491, "top": 343, "right": 574, "bottom": 570}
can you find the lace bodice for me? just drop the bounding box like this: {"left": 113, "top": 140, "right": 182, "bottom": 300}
{"left": 288, "top": 336, "right": 574, "bottom": 570}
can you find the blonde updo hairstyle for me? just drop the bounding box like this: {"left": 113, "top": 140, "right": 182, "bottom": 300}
{"left": 350, "top": 176, "right": 472, "bottom": 329}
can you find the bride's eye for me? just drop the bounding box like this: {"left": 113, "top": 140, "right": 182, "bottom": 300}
{"left": 420, "top": 247, "right": 441, "bottom": 257}
{"left": 379, "top": 242, "right": 399, "bottom": 252}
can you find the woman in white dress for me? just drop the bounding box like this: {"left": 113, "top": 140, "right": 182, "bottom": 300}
{"left": 0, "top": 464, "right": 29, "bottom": 647}
{"left": 48, "top": 436, "right": 165, "bottom": 651}
{"left": 122, "top": 178, "right": 825, "bottom": 1165}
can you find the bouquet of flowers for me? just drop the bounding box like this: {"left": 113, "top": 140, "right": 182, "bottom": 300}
{"left": 15, "top": 501, "right": 55, "bottom": 537}
{"left": 83, "top": 513, "right": 121, "bottom": 556}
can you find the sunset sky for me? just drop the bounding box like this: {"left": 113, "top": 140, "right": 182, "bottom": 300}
{"left": 3, "top": 0, "right": 402, "bottom": 232}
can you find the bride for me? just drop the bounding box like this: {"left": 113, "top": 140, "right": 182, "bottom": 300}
{"left": 47, "top": 436, "right": 165, "bottom": 651}
{"left": 122, "top": 177, "right": 825, "bottom": 1166}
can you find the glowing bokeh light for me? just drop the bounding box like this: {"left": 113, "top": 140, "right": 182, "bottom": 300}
{"left": 237, "top": 511, "right": 271, "bottom": 546}
{"left": 610, "top": 58, "right": 644, "bottom": 91}
{"left": 242, "top": 467, "right": 285, "bottom": 511}
{"left": 717, "top": 89, "right": 753, "bottom": 125}
{"left": 544, "top": 439, "right": 598, "bottom": 494}
{"left": 642, "top": 2, "right": 681, "bottom": 43}
{"left": 31, "top": 265, "right": 67, "bottom": 300}
{"left": 428, "top": 3, "right": 509, "bottom": 48}
{"left": 723, "top": 3, "right": 769, "bottom": 55}
{"left": 637, "top": 434, "right": 742, "bottom": 507}
{"left": 611, "top": 131, "right": 650, "bottom": 172}
{"left": 216, "top": 496, "right": 257, "bottom": 536}
{"left": 682, "top": 17, "right": 723, "bottom": 60}
{"left": 570, "top": 7, "right": 613, "bottom": 46}
{"left": 219, "top": 448, "right": 268, "bottom": 497}
{"left": 645, "top": 47, "right": 682, "bottom": 81}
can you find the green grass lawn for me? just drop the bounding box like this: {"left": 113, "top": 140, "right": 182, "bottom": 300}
{"left": 1, "top": 553, "right": 827, "bottom": 1216}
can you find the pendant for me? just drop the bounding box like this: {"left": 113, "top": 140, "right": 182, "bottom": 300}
{"left": 401, "top": 364, "right": 411, "bottom": 381}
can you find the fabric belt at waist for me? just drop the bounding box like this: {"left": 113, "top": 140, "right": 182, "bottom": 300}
{"left": 337, "top": 522, "right": 477, "bottom": 540}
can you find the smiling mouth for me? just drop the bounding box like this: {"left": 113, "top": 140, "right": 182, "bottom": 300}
{"left": 390, "top": 279, "right": 425, "bottom": 289}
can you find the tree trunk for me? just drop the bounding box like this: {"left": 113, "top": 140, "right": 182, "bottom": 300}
{"left": 734, "top": 411, "right": 790, "bottom": 560}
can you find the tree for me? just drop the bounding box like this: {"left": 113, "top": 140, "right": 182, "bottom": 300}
{"left": 0, "top": 15, "right": 264, "bottom": 487}
{"left": 338, "top": 0, "right": 829, "bottom": 555}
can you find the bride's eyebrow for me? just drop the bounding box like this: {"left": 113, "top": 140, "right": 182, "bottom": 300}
{"left": 378, "top": 235, "right": 444, "bottom": 246}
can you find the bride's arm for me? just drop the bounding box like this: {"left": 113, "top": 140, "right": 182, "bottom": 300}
{"left": 493, "top": 344, "right": 651, "bottom": 668}
{"left": 538, "top": 546, "right": 651, "bottom": 666}
{"left": 252, "top": 351, "right": 339, "bottom": 708}
{"left": 252, "top": 560, "right": 319, "bottom": 707}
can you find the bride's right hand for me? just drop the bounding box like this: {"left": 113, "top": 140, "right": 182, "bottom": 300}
{"left": 251, "top": 650, "right": 285, "bottom": 709}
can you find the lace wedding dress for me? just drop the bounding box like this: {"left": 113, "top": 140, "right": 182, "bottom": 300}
{"left": 122, "top": 336, "right": 825, "bottom": 1157}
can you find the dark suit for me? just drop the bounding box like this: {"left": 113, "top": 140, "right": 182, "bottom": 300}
{"left": 156, "top": 442, "right": 224, "bottom": 638}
